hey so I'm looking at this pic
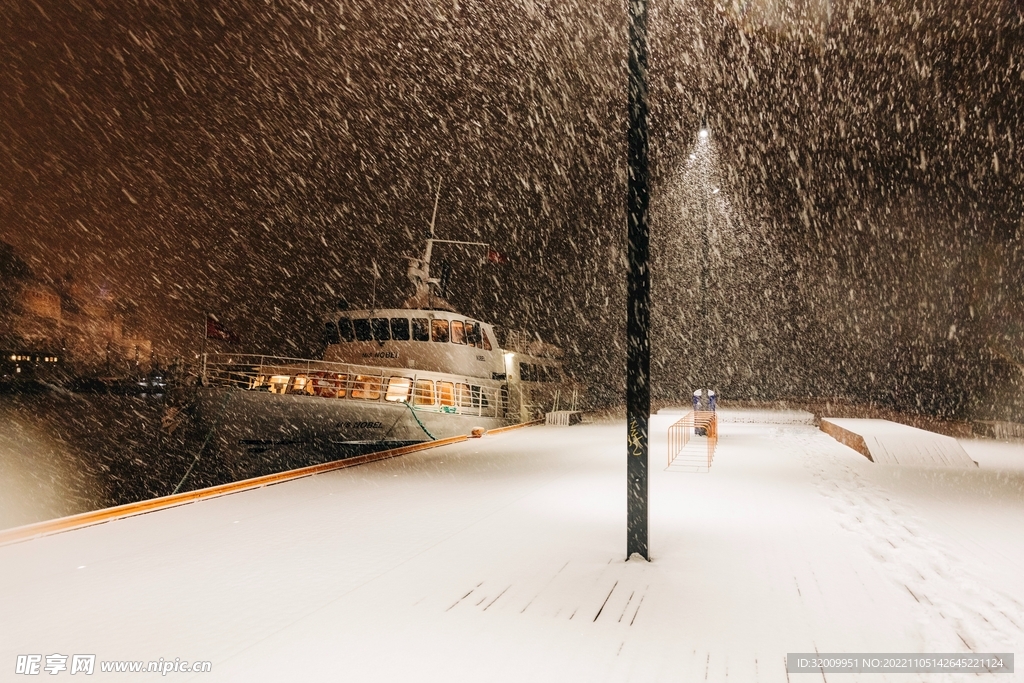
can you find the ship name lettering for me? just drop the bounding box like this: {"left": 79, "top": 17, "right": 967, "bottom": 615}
{"left": 336, "top": 421, "right": 384, "bottom": 429}
{"left": 362, "top": 351, "right": 399, "bottom": 359}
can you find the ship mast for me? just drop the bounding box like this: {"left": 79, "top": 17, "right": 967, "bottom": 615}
{"left": 402, "top": 179, "right": 493, "bottom": 311}
{"left": 404, "top": 180, "right": 445, "bottom": 309}
{"left": 422, "top": 179, "right": 442, "bottom": 279}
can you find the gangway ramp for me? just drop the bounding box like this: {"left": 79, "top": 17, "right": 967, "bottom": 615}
{"left": 820, "top": 418, "right": 977, "bottom": 467}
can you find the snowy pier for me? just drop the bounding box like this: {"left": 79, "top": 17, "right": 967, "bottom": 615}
{"left": 2, "top": 415, "right": 1023, "bottom": 681}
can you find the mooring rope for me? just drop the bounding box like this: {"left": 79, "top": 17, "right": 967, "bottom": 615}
{"left": 171, "top": 389, "right": 232, "bottom": 495}
{"left": 404, "top": 400, "right": 436, "bottom": 440}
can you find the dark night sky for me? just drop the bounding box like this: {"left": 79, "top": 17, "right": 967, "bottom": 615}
{"left": 1, "top": 0, "right": 1022, "bottom": 417}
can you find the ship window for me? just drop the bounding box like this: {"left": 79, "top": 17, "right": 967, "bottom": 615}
{"left": 432, "top": 319, "right": 450, "bottom": 343}
{"left": 324, "top": 322, "right": 340, "bottom": 345}
{"left": 412, "top": 318, "right": 429, "bottom": 341}
{"left": 457, "top": 383, "right": 473, "bottom": 408}
{"left": 465, "top": 322, "right": 479, "bottom": 347}
{"left": 288, "top": 374, "right": 315, "bottom": 395}
{"left": 312, "top": 372, "right": 347, "bottom": 398}
{"left": 519, "top": 362, "right": 533, "bottom": 382}
{"left": 385, "top": 376, "right": 412, "bottom": 402}
{"left": 354, "top": 318, "right": 373, "bottom": 342}
{"left": 351, "top": 375, "right": 382, "bottom": 400}
{"left": 338, "top": 317, "right": 355, "bottom": 342}
{"left": 481, "top": 328, "right": 493, "bottom": 351}
{"left": 391, "top": 318, "right": 410, "bottom": 341}
{"left": 413, "top": 379, "right": 435, "bottom": 406}
{"left": 450, "top": 320, "right": 467, "bottom": 345}
{"left": 372, "top": 318, "right": 391, "bottom": 341}
{"left": 437, "top": 381, "right": 455, "bottom": 407}
{"left": 268, "top": 375, "right": 291, "bottom": 394}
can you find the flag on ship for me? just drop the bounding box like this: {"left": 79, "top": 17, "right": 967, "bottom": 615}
{"left": 206, "top": 314, "right": 239, "bottom": 343}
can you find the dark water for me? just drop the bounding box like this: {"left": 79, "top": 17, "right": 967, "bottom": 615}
{"left": 0, "top": 387, "right": 386, "bottom": 530}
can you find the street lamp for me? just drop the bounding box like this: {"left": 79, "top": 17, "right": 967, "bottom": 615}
{"left": 698, "top": 123, "right": 711, "bottom": 396}
{"left": 626, "top": 0, "right": 650, "bottom": 561}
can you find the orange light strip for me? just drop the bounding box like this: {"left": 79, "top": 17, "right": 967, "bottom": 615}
{"left": 1, "top": 418, "right": 551, "bottom": 547}
{"left": 478, "top": 418, "right": 545, "bottom": 435}
{"left": 0, "top": 435, "right": 471, "bottom": 547}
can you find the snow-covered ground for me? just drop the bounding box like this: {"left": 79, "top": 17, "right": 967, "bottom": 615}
{"left": 2, "top": 415, "right": 1023, "bottom": 682}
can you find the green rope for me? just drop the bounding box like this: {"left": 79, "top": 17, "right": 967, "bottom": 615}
{"left": 172, "top": 389, "right": 232, "bottom": 495}
{"left": 404, "top": 400, "right": 436, "bottom": 440}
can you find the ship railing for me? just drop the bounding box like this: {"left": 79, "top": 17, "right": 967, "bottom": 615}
{"left": 203, "top": 353, "right": 508, "bottom": 420}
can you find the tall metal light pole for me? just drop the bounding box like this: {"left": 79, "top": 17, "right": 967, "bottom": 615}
{"left": 698, "top": 125, "right": 710, "bottom": 390}
{"left": 626, "top": 0, "right": 650, "bottom": 561}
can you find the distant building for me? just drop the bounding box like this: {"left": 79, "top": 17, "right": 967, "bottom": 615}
{"left": 0, "top": 241, "right": 152, "bottom": 375}
{"left": 20, "top": 284, "right": 61, "bottom": 321}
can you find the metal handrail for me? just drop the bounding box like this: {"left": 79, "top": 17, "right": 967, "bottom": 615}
{"left": 203, "top": 353, "right": 506, "bottom": 419}
{"left": 667, "top": 411, "right": 718, "bottom": 470}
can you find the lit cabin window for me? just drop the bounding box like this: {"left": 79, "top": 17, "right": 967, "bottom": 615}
{"left": 465, "top": 322, "right": 479, "bottom": 348}
{"left": 391, "top": 318, "right": 410, "bottom": 341}
{"left": 412, "top": 318, "right": 429, "bottom": 341}
{"left": 288, "top": 375, "right": 315, "bottom": 395}
{"left": 371, "top": 318, "right": 391, "bottom": 341}
{"left": 481, "top": 328, "right": 493, "bottom": 351}
{"left": 385, "top": 376, "right": 412, "bottom": 402}
{"left": 351, "top": 375, "right": 382, "bottom": 400}
{"left": 432, "top": 319, "right": 450, "bottom": 343}
{"left": 312, "top": 373, "right": 347, "bottom": 398}
{"left": 450, "top": 320, "right": 467, "bottom": 345}
{"left": 437, "top": 381, "right": 455, "bottom": 407}
{"left": 338, "top": 318, "right": 355, "bottom": 342}
{"left": 413, "top": 379, "right": 435, "bottom": 406}
{"left": 268, "top": 375, "right": 291, "bottom": 394}
{"left": 354, "top": 319, "right": 373, "bottom": 342}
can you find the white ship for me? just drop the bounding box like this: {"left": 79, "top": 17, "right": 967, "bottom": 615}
{"left": 198, "top": 196, "right": 578, "bottom": 456}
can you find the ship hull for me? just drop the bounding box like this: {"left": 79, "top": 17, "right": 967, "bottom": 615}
{"left": 196, "top": 387, "right": 509, "bottom": 458}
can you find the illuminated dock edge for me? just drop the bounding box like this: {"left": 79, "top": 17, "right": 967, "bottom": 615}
{"left": 786, "top": 653, "right": 1014, "bottom": 673}
{"left": 0, "top": 419, "right": 545, "bottom": 547}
